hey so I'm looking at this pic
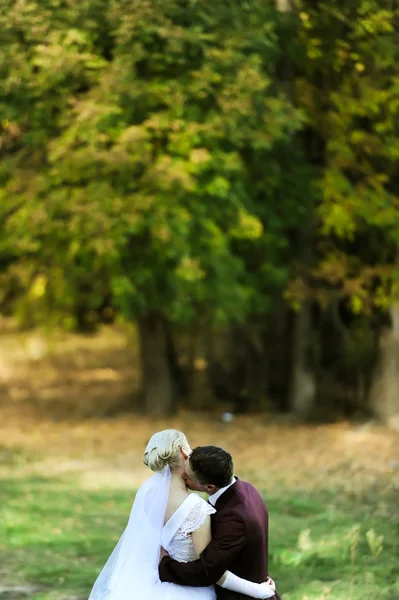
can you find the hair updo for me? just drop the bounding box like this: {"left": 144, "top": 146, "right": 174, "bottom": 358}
{"left": 143, "top": 429, "right": 189, "bottom": 472}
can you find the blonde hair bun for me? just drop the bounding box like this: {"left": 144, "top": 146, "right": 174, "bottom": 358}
{"left": 143, "top": 429, "right": 189, "bottom": 472}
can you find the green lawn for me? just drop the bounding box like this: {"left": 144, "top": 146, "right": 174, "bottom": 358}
{"left": 1, "top": 469, "right": 398, "bottom": 600}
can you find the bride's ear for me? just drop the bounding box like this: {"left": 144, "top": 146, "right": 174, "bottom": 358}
{"left": 181, "top": 447, "right": 191, "bottom": 460}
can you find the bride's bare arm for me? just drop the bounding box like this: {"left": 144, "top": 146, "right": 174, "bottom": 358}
{"left": 191, "top": 518, "right": 263, "bottom": 588}
{"left": 191, "top": 517, "right": 227, "bottom": 585}
{"left": 191, "top": 515, "right": 212, "bottom": 556}
{"left": 191, "top": 516, "right": 275, "bottom": 598}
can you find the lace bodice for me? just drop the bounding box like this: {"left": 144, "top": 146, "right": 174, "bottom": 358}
{"left": 162, "top": 494, "right": 216, "bottom": 563}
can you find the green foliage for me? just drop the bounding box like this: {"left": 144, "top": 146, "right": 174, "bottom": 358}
{"left": 294, "top": 0, "right": 399, "bottom": 313}
{"left": 0, "top": 0, "right": 303, "bottom": 327}
{"left": 1, "top": 0, "right": 399, "bottom": 419}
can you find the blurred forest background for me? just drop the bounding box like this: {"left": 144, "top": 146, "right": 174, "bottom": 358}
{"left": 0, "top": 1, "right": 398, "bottom": 600}
{"left": 1, "top": 0, "right": 399, "bottom": 422}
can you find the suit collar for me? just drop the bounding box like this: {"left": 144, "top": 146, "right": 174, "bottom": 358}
{"left": 209, "top": 477, "right": 236, "bottom": 506}
{"left": 214, "top": 476, "right": 240, "bottom": 509}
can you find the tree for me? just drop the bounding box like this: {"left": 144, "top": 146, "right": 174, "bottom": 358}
{"left": 0, "top": 0, "right": 302, "bottom": 415}
{"left": 287, "top": 0, "right": 399, "bottom": 417}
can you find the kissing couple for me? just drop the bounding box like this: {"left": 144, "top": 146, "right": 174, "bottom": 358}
{"left": 88, "top": 429, "right": 281, "bottom": 600}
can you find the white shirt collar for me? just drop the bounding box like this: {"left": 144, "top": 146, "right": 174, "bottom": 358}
{"left": 208, "top": 477, "right": 236, "bottom": 506}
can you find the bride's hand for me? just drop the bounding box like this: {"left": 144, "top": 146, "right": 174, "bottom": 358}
{"left": 258, "top": 578, "right": 276, "bottom": 598}
{"left": 159, "top": 547, "right": 169, "bottom": 562}
{"left": 266, "top": 577, "right": 276, "bottom": 591}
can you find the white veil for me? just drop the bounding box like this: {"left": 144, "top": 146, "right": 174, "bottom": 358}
{"left": 88, "top": 466, "right": 171, "bottom": 600}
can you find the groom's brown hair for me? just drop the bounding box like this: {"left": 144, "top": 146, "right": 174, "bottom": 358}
{"left": 189, "top": 445, "right": 233, "bottom": 488}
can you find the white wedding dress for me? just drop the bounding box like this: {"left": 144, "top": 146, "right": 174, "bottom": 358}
{"left": 88, "top": 467, "right": 216, "bottom": 600}
{"left": 159, "top": 493, "right": 217, "bottom": 599}
{"left": 88, "top": 467, "right": 275, "bottom": 600}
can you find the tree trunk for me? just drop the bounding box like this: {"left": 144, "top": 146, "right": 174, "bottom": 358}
{"left": 289, "top": 304, "right": 317, "bottom": 418}
{"left": 207, "top": 325, "right": 231, "bottom": 402}
{"left": 165, "top": 324, "right": 188, "bottom": 400}
{"left": 229, "top": 324, "right": 269, "bottom": 413}
{"left": 369, "top": 304, "right": 399, "bottom": 427}
{"left": 187, "top": 325, "right": 215, "bottom": 410}
{"left": 138, "top": 315, "right": 176, "bottom": 417}
{"left": 275, "top": 0, "right": 317, "bottom": 417}
{"left": 268, "top": 304, "right": 292, "bottom": 411}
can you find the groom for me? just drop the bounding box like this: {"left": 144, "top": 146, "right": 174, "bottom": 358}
{"left": 159, "top": 445, "right": 280, "bottom": 600}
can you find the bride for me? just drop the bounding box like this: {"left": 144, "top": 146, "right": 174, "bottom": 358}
{"left": 88, "top": 429, "right": 275, "bottom": 600}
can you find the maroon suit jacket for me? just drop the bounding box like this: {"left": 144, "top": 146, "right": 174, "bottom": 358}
{"left": 159, "top": 478, "right": 280, "bottom": 600}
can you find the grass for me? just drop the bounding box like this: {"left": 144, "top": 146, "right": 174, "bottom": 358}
{"left": 0, "top": 328, "right": 398, "bottom": 600}
{"left": 1, "top": 466, "right": 398, "bottom": 600}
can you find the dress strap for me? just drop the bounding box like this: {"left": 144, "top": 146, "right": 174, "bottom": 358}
{"left": 161, "top": 493, "right": 201, "bottom": 550}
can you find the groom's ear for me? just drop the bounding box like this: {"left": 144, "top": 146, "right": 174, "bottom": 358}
{"left": 205, "top": 484, "right": 216, "bottom": 494}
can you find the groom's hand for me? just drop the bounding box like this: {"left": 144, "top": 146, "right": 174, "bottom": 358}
{"left": 159, "top": 547, "right": 169, "bottom": 562}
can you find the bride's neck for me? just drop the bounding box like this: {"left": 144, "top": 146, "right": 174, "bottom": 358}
{"left": 170, "top": 468, "right": 187, "bottom": 491}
